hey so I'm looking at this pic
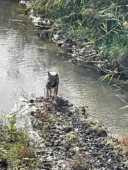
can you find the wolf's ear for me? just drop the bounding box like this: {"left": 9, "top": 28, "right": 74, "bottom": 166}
{"left": 56, "top": 74, "right": 58, "bottom": 77}
{"left": 48, "top": 72, "right": 51, "bottom": 77}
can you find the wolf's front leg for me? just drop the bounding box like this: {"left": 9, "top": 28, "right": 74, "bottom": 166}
{"left": 54, "top": 86, "right": 58, "bottom": 102}
{"left": 46, "top": 89, "right": 51, "bottom": 99}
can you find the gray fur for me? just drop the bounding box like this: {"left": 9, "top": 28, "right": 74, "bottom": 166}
{"left": 46, "top": 71, "right": 59, "bottom": 102}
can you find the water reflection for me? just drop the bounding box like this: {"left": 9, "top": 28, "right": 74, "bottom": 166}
{"left": 0, "top": 0, "right": 128, "bottom": 138}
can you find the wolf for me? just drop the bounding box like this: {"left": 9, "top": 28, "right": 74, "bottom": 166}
{"left": 46, "top": 71, "right": 59, "bottom": 102}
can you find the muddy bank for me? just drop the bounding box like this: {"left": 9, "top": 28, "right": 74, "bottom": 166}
{"left": 7, "top": 96, "right": 128, "bottom": 170}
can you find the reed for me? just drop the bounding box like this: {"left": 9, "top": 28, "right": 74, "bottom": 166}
{"left": 32, "top": 0, "right": 128, "bottom": 59}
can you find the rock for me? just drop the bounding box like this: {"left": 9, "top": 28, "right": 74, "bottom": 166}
{"left": 29, "top": 99, "right": 35, "bottom": 103}
{"left": 97, "top": 129, "right": 107, "bottom": 137}
{"left": 63, "top": 126, "right": 73, "bottom": 133}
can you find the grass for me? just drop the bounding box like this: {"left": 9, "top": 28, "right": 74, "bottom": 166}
{"left": 120, "top": 135, "right": 128, "bottom": 159}
{"left": 30, "top": 0, "right": 128, "bottom": 59}
{"left": 0, "top": 118, "right": 39, "bottom": 170}
{"left": 121, "top": 135, "right": 128, "bottom": 150}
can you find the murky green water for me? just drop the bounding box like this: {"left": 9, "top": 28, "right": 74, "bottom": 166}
{"left": 0, "top": 0, "right": 128, "bottom": 137}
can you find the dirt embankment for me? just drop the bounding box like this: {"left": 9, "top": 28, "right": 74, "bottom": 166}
{"left": 8, "top": 96, "right": 128, "bottom": 170}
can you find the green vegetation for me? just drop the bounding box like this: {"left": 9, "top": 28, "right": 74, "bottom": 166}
{"left": 31, "top": 0, "right": 128, "bottom": 59}
{"left": 0, "top": 117, "right": 39, "bottom": 170}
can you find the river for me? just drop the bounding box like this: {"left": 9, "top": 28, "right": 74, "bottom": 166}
{"left": 0, "top": 0, "right": 128, "bottom": 138}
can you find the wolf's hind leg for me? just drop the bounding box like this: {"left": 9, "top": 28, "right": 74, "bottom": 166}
{"left": 54, "top": 87, "right": 58, "bottom": 102}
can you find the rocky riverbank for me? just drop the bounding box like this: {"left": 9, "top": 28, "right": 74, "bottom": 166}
{"left": 7, "top": 96, "right": 128, "bottom": 170}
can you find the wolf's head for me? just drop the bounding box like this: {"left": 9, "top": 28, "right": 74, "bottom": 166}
{"left": 47, "top": 72, "right": 59, "bottom": 88}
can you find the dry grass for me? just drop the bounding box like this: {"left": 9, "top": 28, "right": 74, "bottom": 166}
{"left": 69, "top": 152, "right": 90, "bottom": 170}
{"left": 120, "top": 135, "right": 128, "bottom": 150}
{"left": 18, "top": 145, "right": 34, "bottom": 159}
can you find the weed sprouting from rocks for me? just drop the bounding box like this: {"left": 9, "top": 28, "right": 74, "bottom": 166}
{"left": 60, "top": 131, "right": 78, "bottom": 147}
{"left": 69, "top": 152, "right": 91, "bottom": 170}
{"left": 7, "top": 116, "right": 17, "bottom": 142}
